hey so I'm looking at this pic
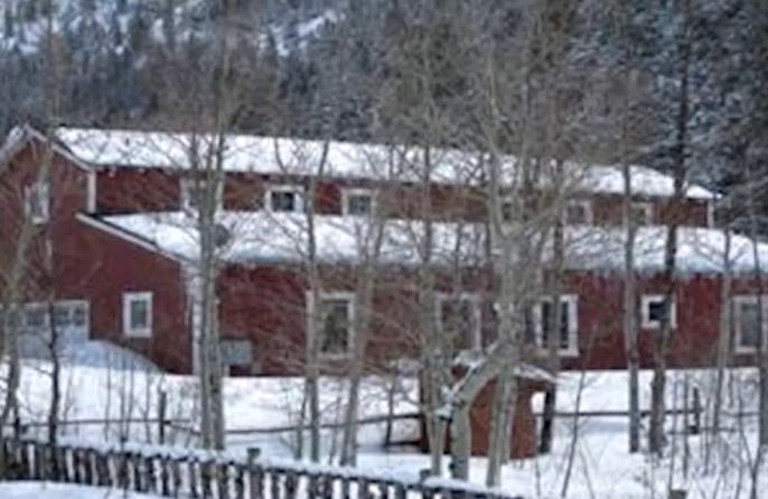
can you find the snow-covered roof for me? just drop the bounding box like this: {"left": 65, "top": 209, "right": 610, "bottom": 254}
{"left": 54, "top": 127, "right": 715, "bottom": 199}
{"left": 84, "top": 211, "right": 768, "bottom": 275}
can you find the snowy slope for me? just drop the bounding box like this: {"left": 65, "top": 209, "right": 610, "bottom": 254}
{"left": 11, "top": 360, "right": 765, "bottom": 498}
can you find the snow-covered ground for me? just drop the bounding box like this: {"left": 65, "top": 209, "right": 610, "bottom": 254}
{"left": 0, "top": 481, "right": 162, "bottom": 498}
{"left": 6, "top": 342, "right": 767, "bottom": 498}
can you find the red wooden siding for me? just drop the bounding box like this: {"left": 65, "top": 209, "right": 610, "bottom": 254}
{"left": 62, "top": 220, "right": 192, "bottom": 374}
{"left": 96, "top": 168, "right": 179, "bottom": 214}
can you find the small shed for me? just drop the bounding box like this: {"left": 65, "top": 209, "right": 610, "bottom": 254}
{"left": 420, "top": 363, "right": 554, "bottom": 460}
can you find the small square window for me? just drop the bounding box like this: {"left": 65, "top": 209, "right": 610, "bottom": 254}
{"left": 641, "top": 294, "right": 676, "bottom": 329}
{"left": 25, "top": 182, "right": 50, "bottom": 224}
{"left": 267, "top": 186, "right": 304, "bottom": 213}
{"left": 630, "top": 202, "right": 653, "bottom": 226}
{"left": 564, "top": 200, "right": 592, "bottom": 225}
{"left": 24, "top": 305, "right": 48, "bottom": 330}
{"left": 53, "top": 305, "right": 72, "bottom": 328}
{"left": 220, "top": 339, "right": 253, "bottom": 367}
{"left": 0, "top": 307, "right": 21, "bottom": 331}
{"left": 343, "top": 189, "right": 376, "bottom": 216}
{"left": 123, "top": 292, "right": 153, "bottom": 338}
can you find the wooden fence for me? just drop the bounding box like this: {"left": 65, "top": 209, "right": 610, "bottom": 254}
{"left": 0, "top": 437, "right": 521, "bottom": 499}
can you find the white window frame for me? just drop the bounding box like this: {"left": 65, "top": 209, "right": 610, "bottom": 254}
{"left": 25, "top": 181, "right": 50, "bottom": 224}
{"left": 180, "top": 177, "right": 223, "bottom": 213}
{"left": 52, "top": 300, "right": 90, "bottom": 331}
{"left": 436, "top": 292, "right": 482, "bottom": 352}
{"left": 563, "top": 199, "right": 593, "bottom": 225}
{"left": 533, "top": 294, "right": 579, "bottom": 357}
{"left": 306, "top": 291, "right": 356, "bottom": 359}
{"left": 733, "top": 295, "right": 767, "bottom": 354}
{"left": 631, "top": 201, "right": 653, "bottom": 226}
{"left": 22, "top": 302, "right": 50, "bottom": 333}
{"left": 265, "top": 185, "right": 305, "bottom": 213}
{"left": 341, "top": 188, "right": 377, "bottom": 216}
{"left": 641, "top": 294, "right": 677, "bottom": 329}
{"left": 123, "top": 292, "right": 153, "bottom": 338}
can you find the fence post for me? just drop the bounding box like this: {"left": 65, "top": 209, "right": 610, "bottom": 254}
{"left": 247, "top": 447, "right": 263, "bottom": 499}
{"left": 132, "top": 452, "right": 144, "bottom": 492}
{"left": 201, "top": 458, "right": 214, "bottom": 499}
{"left": 145, "top": 455, "right": 157, "bottom": 494}
{"left": 170, "top": 456, "right": 182, "bottom": 496}
{"left": 234, "top": 462, "right": 245, "bottom": 499}
{"left": 270, "top": 470, "right": 280, "bottom": 499}
{"left": 158, "top": 390, "right": 167, "bottom": 445}
{"left": 159, "top": 455, "right": 170, "bottom": 496}
{"left": 218, "top": 461, "right": 230, "bottom": 499}
{"left": 691, "top": 388, "right": 702, "bottom": 435}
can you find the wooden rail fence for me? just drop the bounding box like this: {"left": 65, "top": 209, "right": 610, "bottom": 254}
{"left": 0, "top": 437, "right": 521, "bottom": 499}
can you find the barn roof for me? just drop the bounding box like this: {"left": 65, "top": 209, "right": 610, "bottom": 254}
{"left": 79, "top": 211, "right": 768, "bottom": 275}
{"left": 52, "top": 126, "right": 716, "bottom": 200}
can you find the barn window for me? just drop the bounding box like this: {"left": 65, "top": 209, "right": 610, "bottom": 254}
{"left": 123, "top": 292, "right": 153, "bottom": 338}
{"left": 563, "top": 200, "right": 593, "bottom": 225}
{"left": 53, "top": 301, "right": 89, "bottom": 330}
{"left": 630, "top": 202, "right": 653, "bottom": 226}
{"left": 734, "top": 296, "right": 766, "bottom": 353}
{"left": 220, "top": 339, "right": 253, "bottom": 374}
{"left": 266, "top": 185, "right": 305, "bottom": 213}
{"left": 0, "top": 306, "right": 21, "bottom": 331}
{"left": 641, "top": 294, "right": 677, "bottom": 329}
{"left": 23, "top": 304, "right": 49, "bottom": 333}
{"left": 535, "top": 295, "right": 578, "bottom": 356}
{"left": 181, "top": 178, "right": 222, "bottom": 212}
{"left": 342, "top": 188, "right": 376, "bottom": 216}
{"left": 25, "top": 182, "right": 50, "bottom": 224}
{"left": 309, "top": 292, "right": 355, "bottom": 357}
{"left": 437, "top": 293, "right": 481, "bottom": 353}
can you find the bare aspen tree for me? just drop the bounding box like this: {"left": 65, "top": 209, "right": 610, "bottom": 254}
{"left": 338, "top": 150, "right": 390, "bottom": 467}
{"left": 621, "top": 70, "right": 641, "bottom": 454}
{"left": 649, "top": 0, "right": 693, "bottom": 455}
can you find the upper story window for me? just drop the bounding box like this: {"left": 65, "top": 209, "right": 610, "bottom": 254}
{"left": 436, "top": 293, "right": 481, "bottom": 353}
{"left": 563, "top": 200, "right": 593, "bottom": 225}
{"left": 733, "top": 296, "right": 766, "bottom": 353}
{"left": 342, "top": 188, "right": 376, "bottom": 216}
{"left": 181, "top": 178, "right": 222, "bottom": 212}
{"left": 123, "top": 292, "right": 153, "bottom": 338}
{"left": 534, "top": 295, "right": 578, "bottom": 356}
{"left": 266, "top": 185, "right": 305, "bottom": 213}
{"left": 641, "top": 294, "right": 677, "bottom": 329}
{"left": 630, "top": 202, "right": 653, "bottom": 226}
{"left": 25, "top": 182, "right": 50, "bottom": 224}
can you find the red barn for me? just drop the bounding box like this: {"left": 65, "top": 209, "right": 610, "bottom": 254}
{"left": 0, "top": 124, "right": 763, "bottom": 381}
